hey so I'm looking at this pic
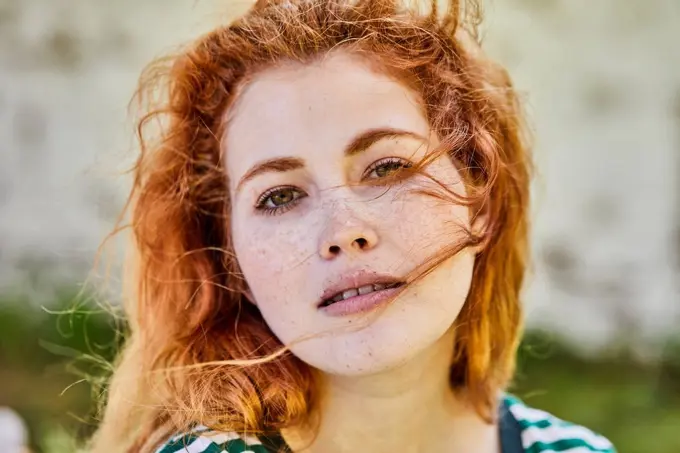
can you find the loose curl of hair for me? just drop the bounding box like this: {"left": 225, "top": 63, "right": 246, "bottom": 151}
{"left": 89, "top": 1, "right": 531, "bottom": 452}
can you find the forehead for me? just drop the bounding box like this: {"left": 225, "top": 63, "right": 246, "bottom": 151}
{"left": 223, "top": 52, "right": 429, "bottom": 183}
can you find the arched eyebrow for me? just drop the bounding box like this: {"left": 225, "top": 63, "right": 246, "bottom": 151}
{"left": 235, "top": 127, "right": 426, "bottom": 194}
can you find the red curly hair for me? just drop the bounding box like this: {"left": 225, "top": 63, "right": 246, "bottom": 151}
{"left": 89, "top": 1, "right": 531, "bottom": 452}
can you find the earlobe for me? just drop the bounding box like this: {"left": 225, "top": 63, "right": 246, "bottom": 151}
{"left": 470, "top": 235, "right": 489, "bottom": 256}
{"left": 469, "top": 209, "right": 490, "bottom": 256}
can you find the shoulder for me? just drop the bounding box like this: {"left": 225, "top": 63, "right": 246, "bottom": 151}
{"left": 503, "top": 394, "right": 617, "bottom": 453}
{"left": 154, "top": 425, "right": 269, "bottom": 453}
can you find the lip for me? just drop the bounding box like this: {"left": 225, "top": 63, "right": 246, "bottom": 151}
{"left": 317, "top": 270, "right": 404, "bottom": 315}
{"left": 319, "top": 285, "right": 403, "bottom": 317}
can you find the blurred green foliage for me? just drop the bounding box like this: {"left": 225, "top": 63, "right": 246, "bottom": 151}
{"left": 0, "top": 289, "right": 122, "bottom": 452}
{"left": 1, "top": 289, "right": 679, "bottom": 453}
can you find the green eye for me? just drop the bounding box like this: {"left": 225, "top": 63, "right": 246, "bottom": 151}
{"left": 365, "top": 157, "right": 413, "bottom": 179}
{"left": 268, "top": 188, "right": 297, "bottom": 206}
{"left": 255, "top": 186, "right": 306, "bottom": 215}
{"left": 375, "top": 161, "right": 404, "bottom": 177}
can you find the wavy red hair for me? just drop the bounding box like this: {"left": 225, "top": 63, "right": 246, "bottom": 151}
{"left": 89, "top": 1, "right": 531, "bottom": 452}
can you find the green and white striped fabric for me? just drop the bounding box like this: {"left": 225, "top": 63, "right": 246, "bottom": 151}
{"left": 503, "top": 394, "right": 615, "bottom": 453}
{"left": 155, "top": 394, "right": 616, "bottom": 453}
{"left": 156, "top": 429, "right": 270, "bottom": 453}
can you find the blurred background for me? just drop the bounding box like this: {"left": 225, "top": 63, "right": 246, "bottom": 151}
{"left": 0, "top": 0, "right": 679, "bottom": 452}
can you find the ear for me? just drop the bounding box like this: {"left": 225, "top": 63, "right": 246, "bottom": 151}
{"left": 469, "top": 205, "right": 490, "bottom": 256}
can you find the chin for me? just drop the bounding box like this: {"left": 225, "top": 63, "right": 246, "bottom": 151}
{"left": 268, "top": 268, "right": 471, "bottom": 377}
{"left": 289, "top": 304, "right": 455, "bottom": 377}
{"left": 294, "top": 343, "right": 419, "bottom": 377}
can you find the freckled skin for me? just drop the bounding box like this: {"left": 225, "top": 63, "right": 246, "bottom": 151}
{"left": 226, "top": 52, "right": 476, "bottom": 376}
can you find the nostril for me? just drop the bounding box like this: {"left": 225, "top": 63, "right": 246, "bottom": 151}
{"left": 323, "top": 235, "right": 373, "bottom": 258}
{"left": 354, "top": 237, "right": 368, "bottom": 249}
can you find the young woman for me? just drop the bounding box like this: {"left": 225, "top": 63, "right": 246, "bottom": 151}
{"left": 89, "top": 1, "right": 617, "bottom": 452}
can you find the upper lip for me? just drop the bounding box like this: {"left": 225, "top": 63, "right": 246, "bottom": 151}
{"left": 317, "top": 269, "right": 404, "bottom": 307}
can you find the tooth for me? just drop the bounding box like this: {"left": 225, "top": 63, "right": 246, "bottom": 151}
{"left": 358, "top": 285, "right": 374, "bottom": 295}
{"left": 373, "top": 283, "right": 385, "bottom": 291}
{"left": 342, "top": 288, "right": 359, "bottom": 299}
{"left": 332, "top": 294, "right": 344, "bottom": 302}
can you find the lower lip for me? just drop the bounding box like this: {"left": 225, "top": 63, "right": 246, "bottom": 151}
{"left": 319, "top": 286, "right": 402, "bottom": 317}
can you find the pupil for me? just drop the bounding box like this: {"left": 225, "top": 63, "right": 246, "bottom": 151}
{"left": 273, "top": 190, "right": 293, "bottom": 205}
{"left": 377, "top": 162, "right": 401, "bottom": 177}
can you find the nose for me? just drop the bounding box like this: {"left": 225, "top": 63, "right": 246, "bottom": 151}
{"left": 319, "top": 217, "right": 379, "bottom": 259}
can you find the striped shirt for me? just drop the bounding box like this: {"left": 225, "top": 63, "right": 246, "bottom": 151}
{"left": 155, "top": 394, "right": 616, "bottom": 453}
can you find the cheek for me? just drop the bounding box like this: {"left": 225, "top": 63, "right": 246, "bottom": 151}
{"left": 392, "top": 178, "right": 471, "bottom": 257}
{"left": 232, "top": 218, "right": 314, "bottom": 300}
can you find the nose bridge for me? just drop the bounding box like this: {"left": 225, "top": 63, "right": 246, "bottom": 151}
{"left": 317, "top": 194, "right": 379, "bottom": 259}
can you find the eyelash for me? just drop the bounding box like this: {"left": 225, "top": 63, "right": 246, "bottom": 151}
{"left": 254, "top": 157, "right": 413, "bottom": 216}
{"left": 254, "top": 185, "right": 306, "bottom": 216}
{"left": 362, "top": 157, "right": 413, "bottom": 180}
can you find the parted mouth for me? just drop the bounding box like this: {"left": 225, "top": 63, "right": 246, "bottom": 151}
{"left": 319, "top": 281, "right": 405, "bottom": 307}
{"left": 317, "top": 276, "right": 405, "bottom": 308}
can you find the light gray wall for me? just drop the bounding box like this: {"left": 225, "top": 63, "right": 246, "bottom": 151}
{"left": 1, "top": 0, "right": 678, "bottom": 356}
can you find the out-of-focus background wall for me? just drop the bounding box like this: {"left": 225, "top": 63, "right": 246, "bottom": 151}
{"left": 0, "top": 0, "right": 678, "bottom": 452}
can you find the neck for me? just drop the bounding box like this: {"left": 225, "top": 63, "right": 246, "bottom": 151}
{"left": 282, "top": 327, "right": 498, "bottom": 453}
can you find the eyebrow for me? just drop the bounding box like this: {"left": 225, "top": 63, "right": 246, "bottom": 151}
{"left": 235, "top": 127, "right": 426, "bottom": 194}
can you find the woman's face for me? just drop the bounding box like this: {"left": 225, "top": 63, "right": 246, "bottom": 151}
{"left": 225, "top": 51, "right": 476, "bottom": 376}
